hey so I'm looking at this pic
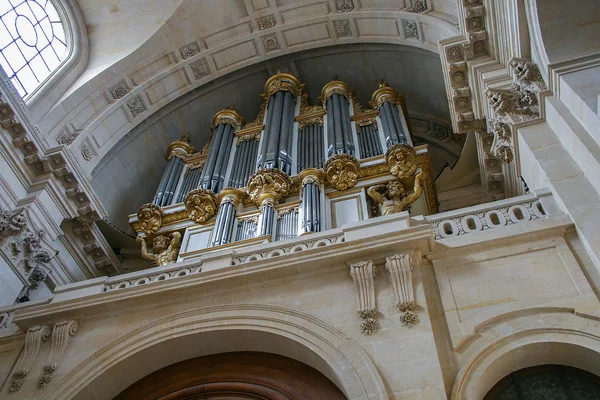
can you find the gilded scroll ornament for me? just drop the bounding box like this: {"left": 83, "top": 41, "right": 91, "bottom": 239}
{"left": 137, "top": 203, "right": 163, "bottom": 235}
{"left": 137, "top": 232, "right": 181, "bottom": 267}
{"left": 184, "top": 189, "right": 217, "bottom": 223}
{"left": 386, "top": 144, "right": 418, "bottom": 179}
{"left": 325, "top": 154, "right": 360, "bottom": 191}
{"left": 248, "top": 168, "right": 293, "bottom": 206}
{"left": 367, "top": 173, "right": 423, "bottom": 215}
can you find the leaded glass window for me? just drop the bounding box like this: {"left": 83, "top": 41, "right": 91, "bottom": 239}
{"left": 485, "top": 365, "right": 600, "bottom": 400}
{"left": 0, "top": 0, "right": 66, "bottom": 97}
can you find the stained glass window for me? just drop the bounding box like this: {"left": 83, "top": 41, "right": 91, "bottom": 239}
{"left": 0, "top": 0, "right": 66, "bottom": 97}
{"left": 485, "top": 365, "right": 600, "bottom": 400}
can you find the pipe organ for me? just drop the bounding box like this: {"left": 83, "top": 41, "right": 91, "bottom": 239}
{"left": 130, "top": 74, "right": 438, "bottom": 266}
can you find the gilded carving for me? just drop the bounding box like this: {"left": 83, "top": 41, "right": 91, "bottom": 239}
{"left": 324, "top": 154, "right": 360, "bottom": 191}
{"left": 386, "top": 144, "right": 418, "bottom": 179}
{"left": 248, "top": 168, "right": 293, "bottom": 206}
{"left": 416, "top": 151, "right": 439, "bottom": 214}
{"left": 263, "top": 73, "right": 304, "bottom": 99}
{"left": 166, "top": 133, "right": 195, "bottom": 159}
{"left": 367, "top": 173, "right": 423, "bottom": 215}
{"left": 137, "top": 232, "right": 181, "bottom": 267}
{"left": 136, "top": 203, "right": 163, "bottom": 235}
{"left": 369, "top": 80, "right": 403, "bottom": 109}
{"left": 212, "top": 107, "right": 244, "bottom": 129}
{"left": 184, "top": 189, "right": 217, "bottom": 223}
{"left": 319, "top": 78, "right": 352, "bottom": 103}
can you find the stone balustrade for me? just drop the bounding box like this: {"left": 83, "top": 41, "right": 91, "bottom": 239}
{"left": 419, "top": 193, "right": 549, "bottom": 241}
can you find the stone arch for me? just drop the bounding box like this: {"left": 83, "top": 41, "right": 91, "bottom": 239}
{"left": 451, "top": 307, "right": 600, "bottom": 400}
{"left": 45, "top": 304, "right": 389, "bottom": 400}
{"left": 524, "top": 0, "right": 600, "bottom": 78}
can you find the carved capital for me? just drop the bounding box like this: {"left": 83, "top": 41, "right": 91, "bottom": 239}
{"left": 385, "top": 254, "right": 418, "bottom": 327}
{"left": 136, "top": 203, "right": 163, "bottom": 235}
{"left": 385, "top": 144, "right": 419, "bottom": 179}
{"left": 248, "top": 169, "right": 293, "bottom": 206}
{"left": 38, "top": 320, "right": 78, "bottom": 389}
{"left": 350, "top": 260, "right": 378, "bottom": 335}
{"left": 324, "top": 154, "right": 360, "bottom": 191}
{"left": 184, "top": 189, "right": 217, "bottom": 223}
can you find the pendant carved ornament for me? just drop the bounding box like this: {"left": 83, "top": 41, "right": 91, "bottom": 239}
{"left": 136, "top": 203, "right": 163, "bottom": 235}
{"left": 386, "top": 144, "right": 418, "bottom": 179}
{"left": 324, "top": 154, "right": 360, "bottom": 191}
{"left": 184, "top": 189, "right": 217, "bottom": 223}
{"left": 248, "top": 168, "right": 293, "bottom": 206}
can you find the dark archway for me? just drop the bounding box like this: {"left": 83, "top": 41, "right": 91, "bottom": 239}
{"left": 484, "top": 364, "right": 600, "bottom": 400}
{"left": 113, "top": 352, "right": 347, "bottom": 400}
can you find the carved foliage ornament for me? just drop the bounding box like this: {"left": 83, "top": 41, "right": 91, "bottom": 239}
{"left": 184, "top": 189, "right": 217, "bottom": 223}
{"left": 324, "top": 154, "right": 360, "bottom": 191}
{"left": 137, "top": 203, "right": 163, "bottom": 235}
{"left": 248, "top": 168, "right": 293, "bottom": 206}
{"left": 386, "top": 144, "right": 419, "bottom": 179}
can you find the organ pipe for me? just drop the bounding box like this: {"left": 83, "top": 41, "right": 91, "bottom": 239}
{"left": 198, "top": 108, "right": 243, "bottom": 193}
{"left": 320, "top": 79, "right": 355, "bottom": 157}
{"left": 153, "top": 134, "right": 195, "bottom": 206}
{"left": 369, "top": 81, "right": 413, "bottom": 148}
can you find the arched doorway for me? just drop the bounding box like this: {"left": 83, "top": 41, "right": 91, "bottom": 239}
{"left": 484, "top": 365, "right": 600, "bottom": 399}
{"left": 113, "top": 352, "right": 347, "bottom": 400}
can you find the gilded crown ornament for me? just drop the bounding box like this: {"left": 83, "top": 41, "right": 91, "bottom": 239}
{"left": 324, "top": 154, "right": 360, "bottom": 191}
{"left": 212, "top": 107, "right": 244, "bottom": 129}
{"left": 369, "top": 80, "right": 404, "bottom": 109}
{"left": 184, "top": 189, "right": 217, "bottom": 223}
{"left": 165, "top": 133, "right": 195, "bottom": 159}
{"left": 386, "top": 144, "right": 419, "bottom": 179}
{"left": 262, "top": 72, "right": 304, "bottom": 98}
{"left": 247, "top": 168, "right": 293, "bottom": 206}
{"left": 137, "top": 203, "right": 163, "bottom": 235}
{"left": 319, "top": 78, "right": 352, "bottom": 103}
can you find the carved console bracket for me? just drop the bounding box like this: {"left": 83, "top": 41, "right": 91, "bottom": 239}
{"left": 385, "top": 254, "right": 418, "bottom": 328}
{"left": 349, "top": 260, "right": 378, "bottom": 335}
{"left": 9, "top": 325, "right": 51, "bottom": 392}
{"left": 38, "top": 320, "right": 79, "bottom": 389}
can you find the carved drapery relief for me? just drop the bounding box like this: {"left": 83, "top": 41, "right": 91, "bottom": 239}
{"left": 385, "top": 254, "right": 418, "bottom": 327}
{"left": 137, "top": 232, "right": 181, "bottom": 267}
{"left": 386, "top": 144, "right": 418, "bottom": 179}
{"left": 184, "top": 189, "right": 217, "bottom": 223}
{"left": 38, "top": 320, "right": 79, "bottom": 389}
{"left": 9, "top": 325, "right": 51, "bottom": 392}
{"left": 248, "top": 168, "right": 293, "bottom": 206}
{"left": 350, "top": 260, "right": 378, "bottom": 335}
{"left": 136, "top": 203, "right": 163, "bottom": 235}
{"left": 324, "top": 154, "right": 360, "bottom": 191}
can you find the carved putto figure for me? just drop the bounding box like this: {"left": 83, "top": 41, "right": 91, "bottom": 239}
{"left": 0, "top": 207, "right": 26, "bottom": 240}
{"left": 137, "top": 203, "right": 163, "bottom": 235}
{"left": 184, "top": 189, "right": 217, "bottom": 223}
{"left": 386, "top": 144, "right": 418, "bottom": 179}
{"left": 137, "top": 232, "right": 181, "bottom": 267}
{"left": 325, "top": 154, "right": 360, "bottom": 191}
{"left": 367, "top": 173, "right": 423, "bottom": 215}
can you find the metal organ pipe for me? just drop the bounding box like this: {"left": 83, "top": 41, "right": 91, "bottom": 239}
{"left": 153, "top": 157, "right": 176, "bottom": 205}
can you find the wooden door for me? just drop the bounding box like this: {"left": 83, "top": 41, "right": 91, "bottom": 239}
{"left": 114, "top": 352, "right": 347, "bottom": 400}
